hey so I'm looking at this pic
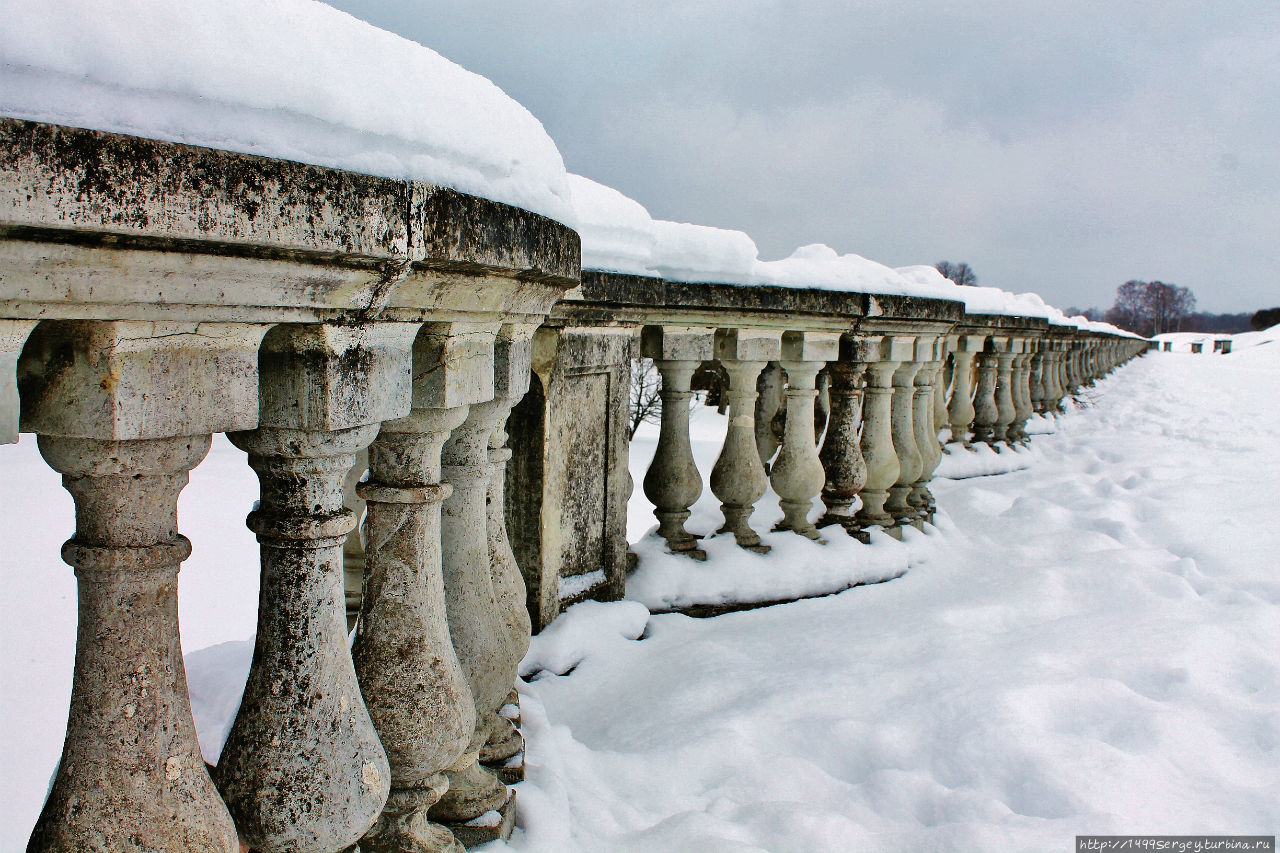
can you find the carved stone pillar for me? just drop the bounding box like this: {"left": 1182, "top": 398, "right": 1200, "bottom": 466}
{"left": 970, "top": 341, "right": 1001, "bottom": 444}
{"left": 946, "top": 334, "right": 985, "bottom": 446}
{"left": 818, "top": 335, "right": 878, "bottom": 534}
{"left": 354, "top": 407, "right": 471, "bottom": 853}
{"left": 1029, "top": 343, "right": 1047, "bottom": 415}
{"left": 641, "top": 326, "right": 714, "bottom": 559}
{"left": 885, "top": 342, "right": 923, "bottom": 528}
{"left": 710, "top": 329, "right": 780, "bottom": 552}
{"left": 480, "top": 327, "right": 536, "bottom": 776}
{"left": 17, "top": 319, "right": 266, "bottom": 853}
{"left": 855, "top": 336, "right": 911, "bottom": 531}
{"left": 1006, "top": 339, "right": 1032, "bottom": 443}
{"left": 770, "top": 331, "right": 839, "bottom": 539}
{"left": 217, "top": 322, "right": 420, "bottom": 853}
{"left": 30, "top": 435, "right": 239, "bottom": 853}
{"left": 992, "top": 344, "right": 1017, "bottom": 448}
{"left": 352, "top": 321, "right": 499, "bottom": 853}
{"left": 910, "top": 337, "right": 944, "bottom": 523}
{"left": 432, "top": 394, "right": 519, "bottom": 830}
{"left": 1043, "top": 343, "right": 1065, "bottom": 413}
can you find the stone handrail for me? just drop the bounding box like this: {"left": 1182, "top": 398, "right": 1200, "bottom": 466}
{"left": 2, "top": 118, "right": 1146, "bottom": 851}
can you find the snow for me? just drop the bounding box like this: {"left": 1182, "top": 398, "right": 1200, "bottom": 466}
{"left": 0, "top": 0, "right": 574, "bottom": 224}
{"left": 568, "top": 176, "right": 1137, "bottom": 335}
{"left": 558, "top": 569, "right": 608, "bottom": 602}
{"left": 1, "top": 345, "right": 1276, "bottom": 851}
{"left": 496, "top": 344, "right": 1279, "bottom": 851}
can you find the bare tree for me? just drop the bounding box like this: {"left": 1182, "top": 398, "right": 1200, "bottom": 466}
{"left": 1104, "top": 280, "right": 1196, "bottom": 336}
{"left": 935, "top": 261, "right": 977, "bottom": 286}
{"left": 629, "top": 357, "right": 662, "bottom": 439}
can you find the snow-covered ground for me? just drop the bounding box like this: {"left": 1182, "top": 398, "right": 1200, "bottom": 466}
{"left": 501, "top": 340, "right": 1279, "bottom": 851}
{"left": 1, "top": 339, "right": 1276, "bottom": 851}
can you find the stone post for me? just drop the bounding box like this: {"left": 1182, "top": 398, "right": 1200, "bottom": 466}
{"left": 818, "top": 335, "right": 879, "bottom": 534}
{"left": 855, "top": 336, "right": 912, "bottom": 531}
{"left": 17, "top": 320, "right": 266, "bottom": 853}
{"left": 710, "top": 329, "right": 780, "bottom": 552}
{"left": 432, "top": 371, "right": 523, "bottom": 833}
{"left": 641, "top": 326, "right": 714, "bottom": 559}
{"left": 1029, "top": 342, "right": 1047, "bottom": 415}
{"left": 351, "top": 323, "right": 495, "bottom": 853}
{"left": 971, "top": 344, "right": 1000, "bottom": 443}
{"left": 1006, "top": 339, "right": 1032, "bottom": 443}
{"left": 479, "top": 326, "right": 536, "bottom": 780}
{"left": 910, "top": 337, "right": 944, "bottom": 523}
{"left": 885, "top": 340, "right": 923, "bottom": 528}
{"left": 217, "top": 322, "right": 420, "bottom": 853}
{"left": 992, "top": 342, "right": 1017, "bottom": 448}
{"left": 770, "top": 331, "right": 839, "bottom": 539}
{"left": 1044, "top": 343, "right": 1066, "bottom": 413}
{"left": 946, "top": 334, "right": 985, "bottom": 446}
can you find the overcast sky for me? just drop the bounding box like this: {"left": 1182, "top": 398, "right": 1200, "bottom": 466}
{"left": 331, "top": 0, "right": 1276, "bottom": 313}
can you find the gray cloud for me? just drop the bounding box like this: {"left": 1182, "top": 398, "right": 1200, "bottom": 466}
{"left": 333, "top": 0, "right": 1278, "bottom": 312}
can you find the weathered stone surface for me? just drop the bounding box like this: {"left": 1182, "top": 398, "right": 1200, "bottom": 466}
{"left": 218, "top": 424, "right": 391, "bottom": 853}
{"left": 18, "top": 320, "right": 266, "bottom": 440}
{"left": 28, "top": 434, "right": 238, "bottom": 853}
{"left": 354, "top": 405, "right": 473, "bottom": 853}
{"left": 818, "top": 336, "right": 878, "bottom": 531}
{"left": 506, "top": 325, "right": 634, "bottom": 630}
{"left": 433, "top": 404, "right": 513, "bottom": 823}
{"left": 886, "top": 349, "right": 923, "bottom": 526}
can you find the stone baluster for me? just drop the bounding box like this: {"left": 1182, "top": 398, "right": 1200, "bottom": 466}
{"left": 17, "top": 319, "right": 267, "bottom": 852}
{"left": 818, "top": 335, "right": 879, "bottom": 535}
{"left": 1029, "top": 342, "right": 1047, "bottom": 415}
{"left": 430, "top": 336, "right": 522, "bottom": 838}
{"left": 641, "top": 326, "right": 714, "bottom": 559}
{"left": 970, "top": 340, "right": 1001, "bottom": 444}
{"left": 1006, "top": 339, "right": 1032, "bottom": 443}
{"left": 910, "top": 337, "right": 945, "bottom": 524}
{"left": 710, "top": 329, "right": 780, "bottom": 552}
{"left": 478, "top": 326, "right": 535, "bottom": 786}
{"left": 350, "top": 322, "right": 496, "bottom": 853}
{"left": 217, "top": 322, "right": 422, "bottom": 853}
{"left": 770, "top": 331, "right": 839, "bottom": 539}
{"left": 946, "top": 334, "right": 985, "bottom": 446}
{"left": 855, "top": 337, "right": 912, "bottom": 532}
{"left": 1044, "top": 343, "right": 1066, "bottom": 413}
{"left": 885, "top": 338, "right": 923, "bottom": 529}
{"left": 992, "top": 341, "right": 1017, "bottom": 448}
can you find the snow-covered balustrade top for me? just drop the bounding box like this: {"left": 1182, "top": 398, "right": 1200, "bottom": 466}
{"left": 1, "top": 116, "right": 1146, "bottom": 850}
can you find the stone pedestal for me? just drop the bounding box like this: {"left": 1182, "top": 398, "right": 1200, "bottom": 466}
{"left": 506, "top": 325, "right": 633, "bottom": 631}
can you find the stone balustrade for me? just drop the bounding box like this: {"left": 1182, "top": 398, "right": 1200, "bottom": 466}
{"left": 2, "top": 117, "right": 1147, "bottom": 851}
